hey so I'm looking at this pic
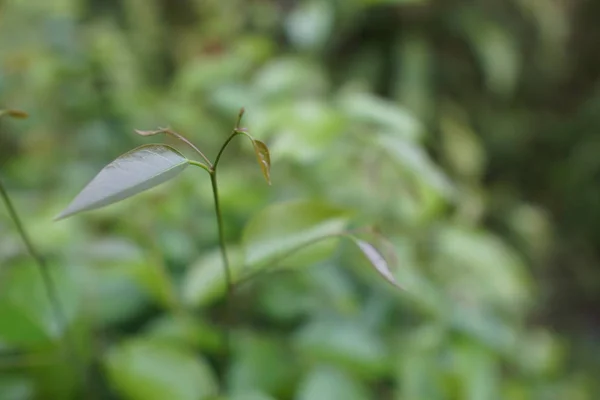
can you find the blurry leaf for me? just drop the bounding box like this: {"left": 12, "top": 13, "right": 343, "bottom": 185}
{"left": 364, "top": 0, "right": 426, "bottom": 4}
{"left": 294, "top": 319, "right": 388, "bottom": 378}
{"left": 349, "top": 236, "right": 403, "bottom": 289}
{"left": 82, "top": 263, "right": 150, "bottom": 326}
{"left": 228, "top": 332, "right": 298, "bottom": 398}
{"left": 433, "top": 226, "right": 530, "bottom": 312}
{"left": 242, "top": 200, "right": 352, "bottom": 269}
{"left": 0, "top": 376, "right": 34, "bottom": 400}
{"left": 295, "top": 365, "right": 370, "bottom": 400}
{"left": 516, "top": 330, "right": 563, "bottom": 376}
{"left": 339, "top": 91, "right": 422, "bottom": 140}
{"left": 397, "top": 349, "right": 444, "bottom": 400}
{"left": 252, "top": 139, "right": 271, "bottom": 185}
{"left": 105, "top": 338, "right": 218, "bottom": 400}
{"left": 378, "top": 133, "right": 455, "bottom": 200}
{"left": 227, "top": 394, "right": 276, "bottom": 400}
{"left": 267, "top": 100, "right": 345, "bottom": 163}
{"left": 452, "top": 342, "right": 499, "bottom": 400}
{"left": 458, "top": 15, "right": 520, "bottom": 97}
{"left": 440, "top": 104, "right": 485, "bottom": 181}
{"left": 0, "top": 263, "right": 77, "bottom": 347}
{"left": 130, "top": 260, "right": 176, "bottom": 310}
{"left": 55, "top": 144, "right": 189, "bottom": 220}
{"left": 394, "top": 34, "right": 432, "bottom": 118}
{"left": 450, "top": 305, "right": 517, "bottom": 354}
{"left": 253, "top": 58, "right": 328, "bottom": 100}
{"left": 0, "top": 109, "right": 28, "bottom": 119}
{"left": 144, "top": 315, "right": 224, "bottom": 353}
{"left": 213, "top": 393, "right": 276, "bottom": 400}
{"left": 182, "top": 247, "right": 244, "bottom": 307}
{"left": 286, "top": 0, "right": 333, "bottom": 50}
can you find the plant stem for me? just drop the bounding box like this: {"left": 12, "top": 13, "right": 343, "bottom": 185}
{"left": 213, "top": 131, "right": 241, "bottom": 169}
{"left": 0, "top": 178, "right": 87, "bottom": 392}
{"left": 209, "top": 168, "right": 234, "bottom": 358}
{"left": 209, "top": 172, "right": 233, "bottom": 296}
{"left": 208, "top": 112, "right": 247, "bottom": 357}
{"left": 188, "top": 160, "right": 211, "bottom": 172}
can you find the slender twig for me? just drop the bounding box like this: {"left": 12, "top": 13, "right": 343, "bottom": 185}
{"left": 188, "top": 160, "right": 211, "bottom": 173}
{"left": 213, "top": 131, "right": 241, "bottom": 170}
{"left": 0, "top": 178, "right": 87, "bottom": 390}
{"left": 162, "top": 128, "right": 213, "bottom": 168}
{"left": 136, "top": 127, "right": 213, "bottom": 168}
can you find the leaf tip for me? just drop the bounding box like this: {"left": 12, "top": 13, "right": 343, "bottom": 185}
{"left": 350, "top": 236, "right": 404, "bottom": 291}
{"left": 134, "top": 129, "right": 155, "bottom": 137}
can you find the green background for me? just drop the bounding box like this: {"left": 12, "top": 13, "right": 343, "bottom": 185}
{"left": 1, "top": 0, "right": 599, "bottom": 399}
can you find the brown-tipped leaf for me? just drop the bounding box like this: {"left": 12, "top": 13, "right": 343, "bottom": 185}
{"left": 350, "top": 237, "right": 403, "bottom": 289}
{"left": 0, "top": 109, "right": 28, "bottom": 119}
{"left": 252, "top": 140, "right": 271, "bottom": 185}
{"left": 55, "top": 144, "right": 189, "bottom": 220}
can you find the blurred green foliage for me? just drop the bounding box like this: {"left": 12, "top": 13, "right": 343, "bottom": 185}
{"left": 1, "top": 0, "right": 600, "bottom": 399}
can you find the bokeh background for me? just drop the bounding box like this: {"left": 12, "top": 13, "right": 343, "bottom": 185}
{"left": 1, "top": 0, "right": 600, "bottom": 399}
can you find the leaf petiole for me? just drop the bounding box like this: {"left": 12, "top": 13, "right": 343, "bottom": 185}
{"left": 188, "top": 160, "right": 211, "bottom": 173}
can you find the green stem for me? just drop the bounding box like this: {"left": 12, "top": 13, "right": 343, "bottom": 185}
{"left": 188, "top": 160, "right": 211, "bottom": 172}
{"left": 207, "top": 124, "right": 248, "bottom": 356}
{"left": 209, "top": 171, "right": 233, "bottom": 297}
{"left": 0, "top": 178, "right": 88, "bottom": 392}
{"left": 213, "top": 131, "right": 241, "bottom": 169}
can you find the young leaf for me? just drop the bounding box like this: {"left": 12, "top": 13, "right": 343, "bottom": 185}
{"left": 252, "top": 139, "right": 271, "bottom": 185}
{"left": 349, "top": 236, "right": 403, "bottom": 289}
{"left": 55, "top": 144, "right": 189, "bottom": 220}
{"left": 0, "top": 109, "right": 28, "bottom": 119}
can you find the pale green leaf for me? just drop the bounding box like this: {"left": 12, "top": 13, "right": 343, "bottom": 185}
{"left": 104, "top": 338, "right": 218, "bottom": 400}
{"left": 242, "top": 200, "right": 352, "bottom": 268}
{"left": 183, "top": 201, "right": 351, "bottom": 308}
{"left": 378, "top": 133, "right": 455, "bottom": 199}
{"left": 56, "top": 144, "right": 189, "bottom": 220}
{"left": 296, "top": 365, "right": 371, "bottom": 400}
{"left": 182, "top": 247, "right": 244, "bottom": 307}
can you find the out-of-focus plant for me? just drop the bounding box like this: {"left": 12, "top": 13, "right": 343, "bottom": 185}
{"left": 54, "top": 109, "right": 402, "bottom": 397}
{"left": 0, "top": 109, "right": 87, "bottom": 395}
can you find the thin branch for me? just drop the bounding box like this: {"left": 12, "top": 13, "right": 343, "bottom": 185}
{"left": 0, "top": 178, "right": 88, "bottom": 392}
{"left": 136, "top": 127, "right": 213, "bottom": 167}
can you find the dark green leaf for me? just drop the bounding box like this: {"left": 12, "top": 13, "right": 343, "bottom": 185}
{"left": 252, "top": 139, "right": 271, "bottom": 185}
{"left": 55, "top": 144, "right": 189, "bottom": 220}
